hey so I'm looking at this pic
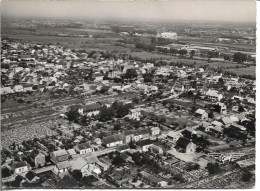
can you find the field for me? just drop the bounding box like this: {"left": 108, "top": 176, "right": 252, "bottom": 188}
{"left": 2, "top": 22, "right": 255, "bottom": 77}
{"left": 225, "top": 66, "right": 256, "bottom": 76}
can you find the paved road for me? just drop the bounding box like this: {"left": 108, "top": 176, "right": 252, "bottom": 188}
{"left": 93, "top": 147, "right": 116, "bottom": 157}
{"left": 34, "top": 165, "right": 55, "bottom": 174}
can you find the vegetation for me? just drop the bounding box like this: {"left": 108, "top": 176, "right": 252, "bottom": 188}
{"left": 206, "top": 162, "right": 220, "bottom": 174}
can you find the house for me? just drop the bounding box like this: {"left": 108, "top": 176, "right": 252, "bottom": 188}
{"left": 25, "top": 171, "right": 40, "bottom": 183}
{"left": 149, "top": 144, "right": 164, "bottom": 154}
{"left": 171, "top": 84, "right": 184, "bottom": 94}
{"left": 93, "top": 138, "right": 102, "bottom": 145}
{"left": 84, "top": 103, "right": 102, "bottom": 117}
{"left": 205, "top": 126, "right": 223, "bottom": 136}
{"left": 175, "top": 137, "right": 196, "bottom": 154}
{"left": 123, "top": 130, "right": 135, "bottom": 144}
{"left": 195, "top": 109, "right": 208, "bottom": 120}
{"left": 136, "top": 139, "right": 154, "bottom": 152}
{"left": 93, "top": 73, "right": 104, "bottom": 82}
{"left": 119, "top": 153, "right": 134, "bottom": 163}
{"left": 67, "top": 149, "right": 77, "bottom": 158}
{"left": 50, "top": 149, "right": 69, "bottom": 163}
{"left": 205, "top": 89, "right": 223, "bottom": 101}
{"left": 102, "top": 134, "right": 123, "bottom": 147}
{"left": 30, "top": 150, "right": 45, "bottom": 168}
{"left": 211, "top": 120, "right": 224, "bottom": 127}
{"left": 97, "top": 100, "right": 112, "bottom": 108}
{"left": 96, "top": 159, "right": 110, "bottom": 171}
{"left": 129, "top": 108, "right": 141, "bottom": 120}
{"left": 117, "top": 144, "right": 130, "bottom": 153}
{"left": 11, "top": 161, "right": 29, "bottom": 174}
{"left": 13, "top": 85, "right": 24, "bottom": 92}
{"left": 200, "top": 121, "right": 211, "bottom": 129}
{"left": 68, "top": 105, "right": 84, "bottom": 115}
{"left": 167, "top": 131, "right": 183, "bottom": 143}
{"left": 108, "top": 70, "right": 122, "bottom": 78}
{"left": 221, "top": 117, "right": 233, "bottom": 126}
{"left": 177, "top": 70, "right": 187, "bottom": 78}
{"left": 74, "top": 143, "right": 94, "bottom": 155}
{"left": 70, "top": 157, "right": 91, "bottom": 176}
{"left": 135, "top": 128, "right": 150, "bottom": 141}
{"left": 150, "top": 127, "right": 160, "bottom": 139}
{"left": 230, "top": 124, "right": 246, "bottom": 131}
{"left": 213, "top": 102, "right": 227, "bottom": 114}
{"left": 53, "top": 160, "right": 71, "bottom": 175}
{"left": 1, "top": 87, "right": 14, "bottom": 94}
{"left": 85, "top": 155, "right": 102, "bottom": 175}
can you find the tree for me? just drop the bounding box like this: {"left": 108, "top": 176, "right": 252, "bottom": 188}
{"left": 190, "top": 50, "right": 195, "bottom": 58}
{"left": 132, "top": 97, "right": 140, "bottom": 104}
{"left": 233, "top": 52, "right": 248, "bottom": 63}
{"left": 241, "top": 169, "right": 253, "bottom": 182}
{"left": 186, "top": 162, "right": 200, "bottom": 171}
{"left": 18, "top": 62, "right": 28, "bottom": 68}
{"left": 71, "top": 170, "right": 82, "bottom": 182}
{"left": 178, "top": 49, "right": 188, "bottom": 57}
{"left": 2, "top": 167, "right": 12, "bottom": 178}
{"left": 114, "top": 122, "right": 121, "bottom": 131}
{"left": 238, "top": 105, "right": 245, "bottom": 112}
{"left": 208, "top": 111, "right": 214, "bottom": 119}
{"left": 143, "top": 73, "right": 154, "bottom": 82}
{"left": 98, "top": 106, "right": 115, "bottom": 122}
{"left": 224, "top": 55, "right": 232, "bottom": 61}
{"left": 67, "top": 109, "right": 80, "bottom": 123}
{"left": 170, "top": 48, "right": 178, "bottom": 55}
{"left": 123, "top": 69, "right": 138, "bottom": 79}
{"left": 112, "top": 155, "right": 125, "bottom": 166}
{"left": 206, "top": 162, "right": 220, "bottom": 174}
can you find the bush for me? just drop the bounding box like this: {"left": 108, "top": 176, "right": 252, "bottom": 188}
{"left": 206, "top": 162, "right": 220, "bottom": 174}
{"left": 241, "top": 170, "right": 253, "bottom": 182}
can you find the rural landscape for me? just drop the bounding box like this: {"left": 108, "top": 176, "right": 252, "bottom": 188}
{"left": 1, "top": 0, "right": 256, "bottom": 189}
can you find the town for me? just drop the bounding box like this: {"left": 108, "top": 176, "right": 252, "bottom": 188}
{"left": 1, "top": 1, "right": 256, "bottom": 189}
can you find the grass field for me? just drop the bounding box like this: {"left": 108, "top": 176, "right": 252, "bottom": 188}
{"left": 225, "top": 66, "right": 256, "bottom": 76}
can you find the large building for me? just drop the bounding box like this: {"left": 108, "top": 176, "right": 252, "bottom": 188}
{"left": 157, "top": 32, "right": 178, "bottom": 39}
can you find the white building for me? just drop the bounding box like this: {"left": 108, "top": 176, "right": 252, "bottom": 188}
{"left": 158, "top": 32, "right": 178, "bottom": 39}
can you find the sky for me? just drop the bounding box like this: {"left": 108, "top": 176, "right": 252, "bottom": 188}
{"left": 1, "top": 0, "right": 256, "bottom": 23}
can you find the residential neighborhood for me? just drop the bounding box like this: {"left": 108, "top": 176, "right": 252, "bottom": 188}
{"left": 1, "top": 0, "right": 256, "bottom": 189}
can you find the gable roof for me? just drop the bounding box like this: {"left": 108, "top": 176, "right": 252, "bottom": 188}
{"left": 136, "top": 139, "right": 153, "bottom": 147}
{"left": 196, "top": 109, "right": 207, "bottom": 115}
{"left": 11, "top": 161, "right": 28, "bottom": 169}
{"left": 151, "top": 127, "right": 160, "bottom": 132}
{"left": 176, "top": 137, "right": 191, "bottom": 148}
{"left": 52, "top": 149, "right": 68, "bottom": 157}
{"left": 167, "top": 131, "right": 182, "bottom": 138}
{"left": 103, "top": 134, "right": 122, "bottom": 145}
{"left": 70, "top": 157, "right": 88, "bottom": 170}
{"left": 211, "top": 120, "right": 224, "bottom": 127}
{"left": 123, "top": 130, "right": 135, "bottom": 136}
{"left": 136, "top": 128, "right": 150, "bottom": 135}
{"left": 84, "top": 103, "right": 102, "bottom": 111}
{"left": 221, "top": 117, "right": 233, "bottom": 125}
{"left": 25, "top": 171, "right": 36, "bottom": 181}
{"left": 117, "top": 144, "right": 130, "bottom": 152}
{"left": 67, "top": 149, "right": 77, "bottom": 156}
{"left": 56, "top": 161, "right": 71, "bottom": 170}
{"left": 85, "top": 155, "right": 99, "bottom": 164}
{"left": 77, "top": 143, "right": 91, "bottom": 150}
